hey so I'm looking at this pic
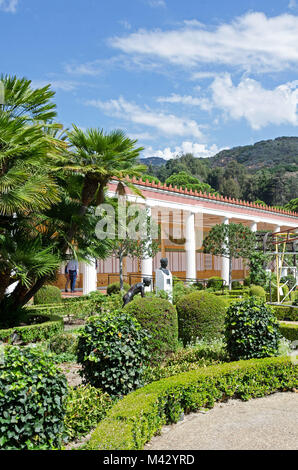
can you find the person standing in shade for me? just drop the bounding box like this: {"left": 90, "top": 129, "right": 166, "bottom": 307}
{"left": 64, "top": 264, "right": 70, "bottom": 292}
{"left": 66, "top": 259, "right": 79, "bottom": 293}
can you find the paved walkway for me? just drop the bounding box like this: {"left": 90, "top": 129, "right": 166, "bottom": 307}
{"left": 144, "top": 392, "right": 298, "bottom": 450}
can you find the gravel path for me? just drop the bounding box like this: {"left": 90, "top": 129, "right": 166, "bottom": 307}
{"left": 144, "top": 392, "right": 298, "bottom": 450}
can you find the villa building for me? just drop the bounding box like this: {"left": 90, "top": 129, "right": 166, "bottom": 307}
{"left": 54, "top": 178, "right": 298, "bottom": 293}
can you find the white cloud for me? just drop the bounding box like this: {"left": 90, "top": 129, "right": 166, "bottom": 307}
{"left": 143, "top": 141, "right": 223, "bottom": 160}
{"left": 65, "top": 62, "right": 102, "bottom": 76}
{"left": 147, "top": 0, "right": 166, "bottom": 7}
{"left": 31, "top": 80, "right": 79, "bottom": 92}
{"left": 110, "top": 12, "right": 298, "bottom": 72}
{"left": 191, "top": 72, "right": 218, "bottom": 80}
{"left": 0, "top": 0, "right": 18, "bottom": 13}
{"left": 288, "top": 0, "right": 297, "bottom": 10}
{"left": 128, "top": 131, "right": 153, "bottom": 141}
{"left": 157, "top": 93, "right": 211, "bottom": 111}
{"left": 210, "top": 74, "right": 298, "bottom": 129}
{"left": 86, "top": 96, "right": 204, "bottom": 139}
{"left": 119, "top": 20, "right": 131, "bottom": 30}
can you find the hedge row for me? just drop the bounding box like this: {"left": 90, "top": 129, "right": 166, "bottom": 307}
{"left": 0, "top": 313, "right": 63, "bottom": 344}
{"left": 28, "top": 300, "right": 93, "bottom": 317}
{"left": 272, "top": 305, "right": 298, "bottom": 322}
{"left": 87, "top": 356, "right": 298, "bottom": 450}
{"left": 279, "top": 323, "right": 298, "bottom": 342}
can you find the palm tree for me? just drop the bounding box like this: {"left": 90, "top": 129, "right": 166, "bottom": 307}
{"left": 0, "top": 76, "right": 66, "bottom": 314}
{"left": 0, "top": 76, "right": 65, "bottom": 217}
{"left": 67, "top": 126, "right": 146, "bottom": 212}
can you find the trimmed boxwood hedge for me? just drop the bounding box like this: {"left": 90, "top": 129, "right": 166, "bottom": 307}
{"left": 87, "top": 356, "right": 298, "bottom": 450}
{"left": 279, "top": 322, "right": 298, "bottom": 342}
{"left": 249, "top": 285, "right": 266, "bottom": 300}
{"left": 0, "top": 312, "right": 63, "bottom": 344}
{"left": 124, "top": 296, "right": 179, "bottom": 361}
{"left": 176, "top": 291, "right": 227, "bottom": 345}
{"left": 272, "top": 306, "right": 298, "bottom": 322}
{"left": 34, "top": 285, "right": 62, "bottom": 305}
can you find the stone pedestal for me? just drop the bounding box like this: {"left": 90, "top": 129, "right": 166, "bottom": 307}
{"left": 156, "top": 268, "right": 173, "bottom": 303}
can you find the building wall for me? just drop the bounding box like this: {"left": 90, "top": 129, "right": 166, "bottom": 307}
{"left": 53, "top": 251, "right": 246, "bottom": 289}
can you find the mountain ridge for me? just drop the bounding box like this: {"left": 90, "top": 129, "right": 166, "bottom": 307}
{"left": 140, "top": 136, "right": 298, "bottom": 171}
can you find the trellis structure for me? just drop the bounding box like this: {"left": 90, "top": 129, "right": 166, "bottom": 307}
{"left": 262, "top": 227, "right": 298, "bottom": 304}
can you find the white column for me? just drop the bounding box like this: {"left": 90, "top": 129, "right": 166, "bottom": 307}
{"left": 185, "top": 211, "right": 196, "bottom": 280}
{"left": 141, "top": 205, "right": 153, "bottom": 291}
{"left": 83, "top": 258, "right": 97, "bottom": 295}
{"left": 221, "top": 217, "right": 229, "bottom": 287}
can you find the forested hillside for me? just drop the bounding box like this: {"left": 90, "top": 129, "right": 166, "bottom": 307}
{"left": 141, "top": 137, "right": 298, "bottom": 208}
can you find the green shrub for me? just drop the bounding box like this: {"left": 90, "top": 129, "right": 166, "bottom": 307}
{"left": 279, "top": 323, "right": 298, "bottom": 342}
{"left": 176, "top": 291, "right": 227, "bottom": 345}
{"left": 206, "top": 276, "right": 224, "bottom": 290}
{"left": 0, "top": 312, "right": 63, "bottom": 344}
{"left": 34, "top": 285, "right": 62, "bottom": 305}
{"left": 166, "top": 338, "right": 227, "bottom": 365}
{"left": 231, "top": 281, "right": 242, "bottom": 289}
{"left": 87, "top": 357, "right": 298, "bottom": 450}
{"left": 249, "top": 284, "right": 266, "bottom": 300}
{"left": 0, "top": 345, "right": 68, "bottom": 450}
{"left": 243, "top": 276, "right": 251, "bottom": 287}
{"left": 49, "top": 332, "right": 79, "bottom": 355}
{"left": 106, "top": 282, "right": 130, "bottom": 295}
{"left": 64, "top": 384, "right": 113, "bottom": 440}
{"left": 77, "top": 311, "right": 150, "bottom": 397}
{"left": 124, "top": 296, "right": 179, "bottom": 362}
{"left": 225, "top": 297, "right": 280, "bottom": 361}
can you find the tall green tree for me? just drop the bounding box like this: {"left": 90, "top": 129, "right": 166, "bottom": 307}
{"left": 165, "top": 171, "right": 215, "bottom": 194}
{"left": 67, "top": 126, "right": 146, "bottom": 210}
{"left": 203, "top": 223, "right": 256, "bottom": 289}
{"left": 0, "top": 77, "right": 146, "bottom": 318}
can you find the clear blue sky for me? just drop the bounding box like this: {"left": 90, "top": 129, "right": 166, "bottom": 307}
{"left": 1, "top": 0, "right": 298, "bottom": 159}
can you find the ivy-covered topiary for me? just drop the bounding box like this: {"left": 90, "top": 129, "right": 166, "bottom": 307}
{"left": 225, "top": 297, "right": 281, "bottom": 361}
{"left": 176, "top": 291, "right": 227, "bottom": 345}
{"left": 124, "top": 296, "right": 179, "bottom": 361}
{"left": 77, "top": 311, "right": 150, "bottom": 396}
{"left": 106, "top": 282, "right": 130, "bottom": 295}
{"left": 34, "top": 285, "right": 62, "bottom": 305}
{"left": 249, "top": 284, "right": 266, "bottom": 300}
{"left": 0, "top": 345, "right": 68, "bottom": 450}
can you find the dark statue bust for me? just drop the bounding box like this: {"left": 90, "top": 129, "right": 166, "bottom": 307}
{"left": 159, "top": 257, "right": 170, "bottom": 275}
{"left": 122, "top": 277, "right": 151, "bottom": 307}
